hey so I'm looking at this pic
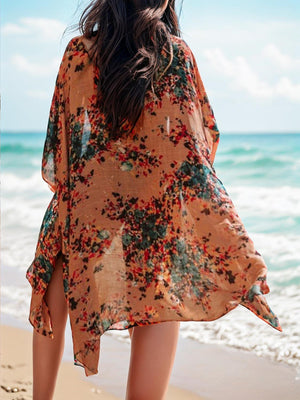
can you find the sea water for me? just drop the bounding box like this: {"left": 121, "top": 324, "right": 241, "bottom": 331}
{"left": 1, "top": 131, "right": 299, "bottom": 370}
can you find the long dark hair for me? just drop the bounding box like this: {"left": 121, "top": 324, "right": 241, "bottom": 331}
{"left": 77, "top": 0, "right": 183, "bottom": 139}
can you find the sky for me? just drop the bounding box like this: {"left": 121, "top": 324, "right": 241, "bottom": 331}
{"left": 1, "top": 0, "right": 300, "bottom": 133}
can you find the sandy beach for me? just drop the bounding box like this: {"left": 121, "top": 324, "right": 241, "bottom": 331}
{"left": 1, "top": 320, "right": 300, "bottom": 400}
{"left": 0, "top": 323, "right": 205, "bottom": 400}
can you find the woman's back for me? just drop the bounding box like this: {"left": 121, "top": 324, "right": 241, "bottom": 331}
{"left": 26, "top": 31, "right": 282, "bottom": 378}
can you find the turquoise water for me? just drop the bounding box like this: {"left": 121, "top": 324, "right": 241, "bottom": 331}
{"left": 1, "top": 131, "right": 300, "bottom": 269}
{"left": 2, "top": 131, "right": 299, "bottom": 183}
{"left": 215, "top": 133, "right": 300, "bottom": 187}
{"left": 1, "top": 130, "right": 300, "bottom": 271}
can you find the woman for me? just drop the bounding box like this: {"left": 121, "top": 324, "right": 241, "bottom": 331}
{"left": 26, "top": 1, "right": 282, "bottom": 399}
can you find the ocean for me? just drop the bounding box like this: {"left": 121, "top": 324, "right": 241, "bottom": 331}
{"left": 1, "top": 131, "right": 299, "bottom": 372}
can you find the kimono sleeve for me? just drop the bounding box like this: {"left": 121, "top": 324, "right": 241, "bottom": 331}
{"left": 41, "top": 41, "right": 72, "bottom": 193}
{"left": 189, "top": 49, "right": 220, "bottom": 166}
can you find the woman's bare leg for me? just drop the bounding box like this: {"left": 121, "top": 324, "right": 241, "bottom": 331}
{"left": 32, "top": 253, "right": 68, "bottom": 400}
{"left": 125, "top": 321, "right": 180, "bottom": 400}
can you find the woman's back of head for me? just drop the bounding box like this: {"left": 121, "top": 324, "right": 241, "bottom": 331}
{"left": 73, "top": 0, "right": 184, "bottom": 139}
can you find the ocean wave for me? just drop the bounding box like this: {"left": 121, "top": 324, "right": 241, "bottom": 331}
{"left": 1, "top": 171, "right": 47, "bottom": 193}
{"left": 227, "top": 186, "right": 300, "bottom": 217}
{"left": 269, "top": 266, "right": 300, "bottom": 284}
{"left": 2, "top": 172, "right": 300, "bottom": 216}
{"left": 1, "top": 230, "right": 41, "bottom": 270}
{"left": 220, "top": 144, "right": 260, "bottom": 155}
{"left": 216, "top": 154, "right": 292, "bottom": 168}
{"left": 178, "top": 285, "right": 300, "bottom": 368}
{"left": 1, "top": 279, "right": 299, "bottom": 369}
{"left": 2, "top": 198, "right": 48, "bottom": 231}
{"left": 1, "top": 143, "right": 42, "bottom": 155}
{"left": 250, "top": 232, "right": 300, "bottom": 270}
{"left": 0, "top": 285, "right": 31, "bottom": 323}
{"left": 215, "top": 139, "right": 300, "bottom": 175}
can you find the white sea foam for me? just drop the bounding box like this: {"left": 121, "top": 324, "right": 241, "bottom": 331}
{"left": 2, "top": 232, "right": 38, "bottom": 270}
{"left": 1, "top": 172, "right": 52, "bottom": 268}
{"left": 251, "top": 231, "right": 300, "bottom": 261}
{"left": 30, "top": 157, "right": 42, "bottom": 167}
{"left": 1, "top": 195, "right": 52, "bottom": 269}
{"left": 2, "top": 172, "right": 300, "bottom": 214}
{"left": 0, "top": 285, "right": 31, "bottom": 321}
{"left": 268, "top": 265, "right": 300, "bottom": 283}
{"left": 3, "top": 196, "right": 49, "bottom": 230}
{"left": 2, "top": 171, "right": 46, "bottom": 193}
{"left": 226, "top": 186, "right": 300, "bottom": 217}
{"left": 178, "top": 298, "right": 299, "bottom": 368}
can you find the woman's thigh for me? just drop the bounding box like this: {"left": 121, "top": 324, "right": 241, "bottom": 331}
{"left": 44, "top": 253, "right": 68, "bottom": 331}
{"left": 126, "top": 321, "right": 180, "bottom": 400}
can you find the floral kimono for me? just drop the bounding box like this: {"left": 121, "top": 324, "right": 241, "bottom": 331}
{"left": 26, "top": 34, "right": 282, "bottom": 377}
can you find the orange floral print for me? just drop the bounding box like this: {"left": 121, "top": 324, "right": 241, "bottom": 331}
{"left": 26, "top": 34, "right": 282, "bottom": 377}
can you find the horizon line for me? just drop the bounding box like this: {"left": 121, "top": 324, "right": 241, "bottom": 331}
{"left": 1, "top": 130, "right": 300, "bottom": 135}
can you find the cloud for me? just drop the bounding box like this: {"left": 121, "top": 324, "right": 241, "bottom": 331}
{"left": 276, "top": 77, "right": 300, "bottom": 101}
{"left": 26, "top": 90, "right": 50, "bottom": 100}
{"left": 11, "top": 54, "right": 61, "bottom": 76}
{"left": 1, "top": 17, "right": 67, "bottom": 41}
{"left": 1, "top": 23, "right": 27, "bottom": 35}
{"left": 203, "top": 48, "right": 300, "bottom": 102}
{"left": 263, "top": 44, "right": 300, "bottom": 70}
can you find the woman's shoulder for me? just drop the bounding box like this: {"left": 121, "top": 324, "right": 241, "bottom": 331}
{"left": 169, "top": 34, "right": 194, "bottom": 65}
{"left": 71, "top": 33, "right": 190, "bottom": 50}
{"left": 170, "top": 34, "right": 193, "bottom": 55}
{"left": 169, "top": 33, "right": 191, "bottom": 50}
{"left": 63, "top": 35, "right": 90, "bottom": 55}
{"left": 55, "top": 35, "right": 92, "bottom": 81}
{"left": 65, "top": 33, "right": 191, "bottom": 56}
{"left": 61, "top": 33, "right": 194, "bottom": 70}
{"left": 70, "top": 35, "right": 94, "bottom": 54}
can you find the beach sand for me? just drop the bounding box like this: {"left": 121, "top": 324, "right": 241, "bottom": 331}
{"left": 1, "top": 321, "right": 300, "bottom": 400}
{"left": 0, "top": 324, "right": 204, "bottom": 400}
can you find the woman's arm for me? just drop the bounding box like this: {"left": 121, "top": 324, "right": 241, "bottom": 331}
{"left": 41, "top": 40, "right": 73, "bottom": 193}
{"left": 189, "top": 48, "right": 220, "bottom": 166}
